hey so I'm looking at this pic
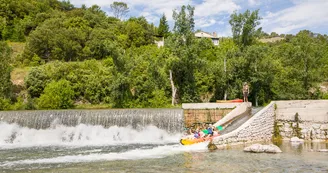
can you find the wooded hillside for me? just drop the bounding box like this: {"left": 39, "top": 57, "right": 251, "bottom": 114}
{"left": 0, "top": 0, "right": 327, "bottom": 110}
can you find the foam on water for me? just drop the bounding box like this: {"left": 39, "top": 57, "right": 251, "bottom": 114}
{"left": 0, "top": 141, "right": 208, "bottom": 167}
{"left": 0, "top": 122, "right": 182, "bottom": 149}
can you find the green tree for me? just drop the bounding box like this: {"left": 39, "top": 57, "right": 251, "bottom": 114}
{"left": 272, "top": 30, "right": 328, "bottom": 99}
{"left": 158, "top": 13, "right": 170, "bottom": 37}
{"left": 229, "top": 9, "right": 262, "bottom": 47}
{"left": 244, "top": 44, "right": 277, "bottom": 106}
{"left": 25, "top": 67, "right": 49, "bottom": 98}
{"left": 37, "top": 79, "right": 75, "bottom": 109}
{"left": 172, "top": 5, "right": 195, "bottom": 45}
{"left": 0, "top": 41, "right": 12, "bottom": 98}
{"left": 110, "top": 1, "right": 129, "bottom": 20}
{"left": 216, "top": 38, "right": 240, "bottom": 100}
{"left": 166, "top": 5, "right": 198, "bottom": 103}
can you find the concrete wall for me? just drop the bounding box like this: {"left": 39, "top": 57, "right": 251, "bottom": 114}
{"left": 182, "top": 103, "right": 240, "bottom": 128}
{"left": 182, "top": 103, "right": 240, "bottom": 109}
{"left": 213, "top": 102, "right": 275, "bottom": 146}
{"left": 214, "top": 102, "right": 251, "bottom": 127}
{"left": 275, "top": 100, "right": 328, "bottom": 141}
{"left": 184, "top": 109, "right": 231, "bottom": 128}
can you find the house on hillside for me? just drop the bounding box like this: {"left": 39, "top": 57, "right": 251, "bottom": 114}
{"left": 154, "top": 31, "right": 220, "bottom": 47}
{"left": 195, "top": 31, "right": 220, "bottom": 46}
{"left": 154, "top": 36, "right": 165, "bottom": 48}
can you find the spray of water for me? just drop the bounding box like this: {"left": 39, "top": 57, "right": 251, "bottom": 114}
{"left": 0, "top": 122, "right": 182, "bottom": 149}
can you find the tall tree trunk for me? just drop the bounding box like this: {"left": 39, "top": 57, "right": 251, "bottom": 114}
{"left": 224, "top": 57, "right": 227, "bottom": 101}
{"left": 169, "top": 70, "right": 177, "bottom": 106}
{"left": 255, "top": 92, "right": 258, "bottom": 107}
{"left": 224, "top": 91, "right": 227, "bottom": 101}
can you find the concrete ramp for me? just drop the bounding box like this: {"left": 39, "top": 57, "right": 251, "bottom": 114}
{"left": 212, "top": 102, "right": 275, "bottom": 146}
{"left": 213, "top": 102, "right": 251, "bottom": 128}
{"left": 218, "top": 106, "right": 263, "bottom": 135}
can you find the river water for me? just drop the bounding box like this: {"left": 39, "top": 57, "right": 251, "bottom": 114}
{"left": 0, "top": 122, "right": 328, "bottom": 173}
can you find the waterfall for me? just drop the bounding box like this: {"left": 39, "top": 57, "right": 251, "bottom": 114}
{"left": 0, "top": 109, "right": 184, "bottom": 133}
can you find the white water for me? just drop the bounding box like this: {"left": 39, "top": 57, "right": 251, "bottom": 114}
{"left": 0, "top": 122, "right": 182, "bottom": 149}
{"left": 0, "top": 143, "right": 208, "bottom": 167}
{"left": 0, "top": 122, "right": 209, "bottom": 168}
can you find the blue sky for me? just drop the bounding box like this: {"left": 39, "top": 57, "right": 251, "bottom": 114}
{"left": 69, "top": 0, "right": 328, "bottom": 36}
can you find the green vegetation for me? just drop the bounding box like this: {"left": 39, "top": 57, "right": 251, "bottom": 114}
{"left": 0, "top": 0, "right": 328, "bottom": 110}
{"left": 37, "top": 79, "right": 74, "bottom": 109}
{"left": 293, "top": 113, "right": 302, "bottom": 138}
{"left": 0, "top": 41, "right": 12, "bottom": 100}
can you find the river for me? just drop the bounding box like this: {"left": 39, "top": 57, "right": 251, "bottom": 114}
{"left": 0, "top": 122, "right": 328, "bottom": 173}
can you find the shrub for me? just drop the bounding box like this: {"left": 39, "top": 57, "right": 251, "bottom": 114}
{"left": 0, "top": 98, "right": 11, "bottom": 110}
{"left": 37, "top": 79, "right": 75, "bottom": 109}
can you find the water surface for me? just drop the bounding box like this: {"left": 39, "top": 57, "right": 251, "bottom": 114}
{"left": 0, "top": 122, "right": 327, "bottom": 173}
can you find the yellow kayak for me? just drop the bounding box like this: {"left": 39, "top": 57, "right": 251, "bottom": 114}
{"left": 180, "top": 134, "right": 220, "bottom": 145}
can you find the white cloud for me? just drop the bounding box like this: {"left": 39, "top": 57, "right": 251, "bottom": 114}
{"left": 194, "top": 0, "right": 240, "bottom": 17}
{"left": 70, "top": 0, "right": 191, "bottom": 22}
{"left": 261, "top": 0, "right": 328, "bottom": 34}
{"left": 248, "top": 0, "right": 261, "bottom": 7}
{"left": 69, "top": 0, "right": 238, "bottom": 31}
{"left": 196, "top": 18, "right": 217, "bottom": 28}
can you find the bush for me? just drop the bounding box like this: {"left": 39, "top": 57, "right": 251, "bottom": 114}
{"left": 0, "top": 98, "right": 11, "bottom": 110}
{"left": 25, "top": 67, "right": 49, "bottom": 98}
{"left": 37, "top": 79, "right": 75, "bottom": 109}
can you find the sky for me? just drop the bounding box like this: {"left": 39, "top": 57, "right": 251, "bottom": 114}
{"left": 69, "top": 0, "right": 328, "bottom": 36}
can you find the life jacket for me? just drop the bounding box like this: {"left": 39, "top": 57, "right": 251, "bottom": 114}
{"left": 207, "top": 127, "right": 213, "bottom": 134}
{"left": 194, "top": 132, "right": 200, "bottom": 138}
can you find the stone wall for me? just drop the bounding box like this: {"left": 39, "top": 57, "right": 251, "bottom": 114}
{"left": 275, "top": 100, "right": 328, "bottom": 141}
{"left": 184, "top": 108, "right": 232, "bottom": 128}
{"left": 182, "top": 103, "right": 239, "bottom": 128}
{"left": 213, "top": 102, "right": 275, "bottom": 146}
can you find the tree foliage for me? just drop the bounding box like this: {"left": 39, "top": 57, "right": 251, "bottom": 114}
{"left": 0, "top": 41, "right": 12, "bottom": 98}
{"left": 37, "top": 79, "right": 75, "bottom": 109}
{"left": 1, "top": 1, "right": 328, "bottom": 110}
{"left": 229, "top": 9, "right": 262, "bottom": 47}
{"left": 158, "top": 13, "right": 170, "bottom": 37}
{"left": 110, "top": 1, "right": 129, "bottom": 20}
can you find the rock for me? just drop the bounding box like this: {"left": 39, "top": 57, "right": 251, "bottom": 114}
{"left": 320, "top": 124, "right": 328, "bottom": 130}
{"left": 292, "top": 123, "right": 297, "bottom": 128}
{"left": 318, "top": 149, "right": 328, "bottom": 152}
{"left": 312, "top": 139, "right": 325, "bottom": 142}
{"left": 299, "top": 123, "right": 306, "bottom": 129}
{"left": 312, "top": 124, "right": 321, "bottom": 129}
{"left": 284, "top": 127, "right": 292, "bottom": 132}
{"left": 244, "top": 144, "right": 282, "bottom": 153}
{"left": 300, "top": 129, "right": 308, "bottom": 134}
{"left": 290, "top": 137, "right": 304, "bottom": 143}
{"left": 207, "top": 141, "right": 218, "bottom": 151}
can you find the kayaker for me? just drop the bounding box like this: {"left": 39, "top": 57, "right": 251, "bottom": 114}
{"left": 193, "top": 128, "right": 201, "bottom": 139}
{"left": 213, "top": 127, "right": 219, "bottom": 136}
{"left": 207, "top": 124, "right": 214, "bottom": 136}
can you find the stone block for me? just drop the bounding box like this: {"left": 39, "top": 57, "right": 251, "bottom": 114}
{"left": 320, "top": 124, "right": 328, "bottom": 130}
{"left": 301, "top": 129, "right": 308, "bottom": 134}
{"left": 312, "top": 124, "right": 321, "bottom": 129}
{"left": 316, "top": 129, "right": 321, "bottom": 134}
{"left": 284, "top": 127, "right": 292, "bottom": 132}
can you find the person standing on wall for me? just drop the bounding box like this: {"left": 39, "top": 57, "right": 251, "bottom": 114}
{"left": 243, "top": 82, "right": 249, "bottom": 102}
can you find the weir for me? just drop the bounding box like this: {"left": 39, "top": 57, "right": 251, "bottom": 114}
{"left": 0, "top": 109, "right": 184, "bottom": 133}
